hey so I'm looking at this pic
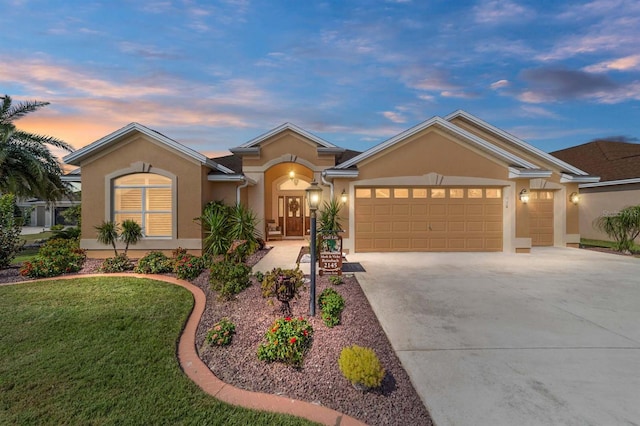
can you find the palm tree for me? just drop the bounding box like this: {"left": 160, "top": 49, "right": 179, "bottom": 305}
{"left": 0, "top": 95, "right": 74, "bottom": 201}
{"left": 121, "top": 219, "right": 143, "bottom": 255}
{"left": 95, "top": 221, "right": 119, "bottom": 256}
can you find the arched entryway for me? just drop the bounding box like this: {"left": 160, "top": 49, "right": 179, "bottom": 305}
{"left": 264, "top": 162, "right": 314, "bottom": 238}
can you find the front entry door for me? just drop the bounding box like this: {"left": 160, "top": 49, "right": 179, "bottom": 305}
{"left": 285, "top": 196, "right": 304, "bottom": 236}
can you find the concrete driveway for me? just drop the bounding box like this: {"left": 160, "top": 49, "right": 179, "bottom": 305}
{"left": 348, "top": 248, "right": 640, "bottom": 426}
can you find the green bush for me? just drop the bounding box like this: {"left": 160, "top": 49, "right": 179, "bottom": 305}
{"left": 135, "top": 251, "right": 173, "bottom": 274}
{"left": 0, "top": 194, "right": 24, "bottom": 268}
{"left": 318, "top": 288, "right": 345, "bottom": 327}
{"left": 173, "top": 253, "right": 204, "bottom": 280}
{"left": 50, "top": 224, "right": 64, "bottom": 231}
{"left": 209, "top": 260, "right": 252, "bottom": 299}
{"left": 19, "top": 238, "right": 86, "bottom": 278}
{"left": 329, "top": 275, "right": 343, "bottom": 285}
{"left": 338, "top": 345, "right": 385, "bottom": 390}
{"left": 52, "top": 226, "right": 81, "bottom": 240}
{"left": 99, "top": 254, "right": 134, "bottom": 273}
{"left": 257, "top": 317, "right": 313, "bottom": 366}
{"left": 205, "top": 318, "right": 236, "bottom": 346}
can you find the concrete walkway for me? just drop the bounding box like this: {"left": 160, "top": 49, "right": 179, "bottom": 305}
{"left": 348, "top": 248, "right": 640, "bottom": 426}
{"left": 256, "top": 240, "right": 309, "bottom": 274}
{"left": 5, "top": 273, "right": 363, "bottom": 426}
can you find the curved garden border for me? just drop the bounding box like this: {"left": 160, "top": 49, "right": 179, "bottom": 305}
{"left": 1, "top": 273, "right": 365, "bottom": 426}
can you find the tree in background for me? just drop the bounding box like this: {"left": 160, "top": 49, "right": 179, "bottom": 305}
{"left": 0, "top": 95, "right": 74, "bottom": 202}
{"left": 0, "top": 194, "right": 24, "bottom": 268}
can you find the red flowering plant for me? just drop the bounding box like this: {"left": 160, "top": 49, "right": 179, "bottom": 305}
{"left": 173, "top": 251, "right": 204, "bottom": 280}
{"left": 205, "top": 318, "right": 236, "bottom": 346}
{"left": 257, "top": 316, "right": 313, "bottom": 367}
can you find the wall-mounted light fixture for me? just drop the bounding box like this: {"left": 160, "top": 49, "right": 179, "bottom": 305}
{"left": 340, "top": 189, "right": 348, "bottom": 204}
{"left": 569, "top": 192, "right": 579, "bottom": 205}
{"left": 519, "top": 188, "right": 530, "bottom": 204}
{"left": 288, "top": 170, "right": 298, "bottom": 185}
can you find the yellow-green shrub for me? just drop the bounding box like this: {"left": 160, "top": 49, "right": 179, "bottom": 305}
{"left": 338, "top": 345, "right": 385, "bottom": 389}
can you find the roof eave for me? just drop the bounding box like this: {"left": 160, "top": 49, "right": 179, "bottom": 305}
{"left": 508, "top": 167, "right": 553, "bottom": 179}
{"left": 229, "top": 147, "right": 260, "bottom": 156}
{"left": 579, "top": 177, "right": 640, "bottom": 188}
{"left": 207, "top": 174, "right": 256, "bottom": 185}
{"left": 560, "top": 173, "right": 601, "bottom": 184}
{"left": 322, "top": 169, "right": 359, "bottom": 178}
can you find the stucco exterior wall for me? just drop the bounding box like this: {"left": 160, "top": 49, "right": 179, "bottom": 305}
{"left": 356, "top": 129, "right": 508, "bottom": 181}
{"left": 579, "top": 185, "right": 640, "bottom": 241}
{"left": 242, "top": 131, "right": 335, "bottom": 169}
{"left": 78, "top": 133, "right": 205, "bottom": 254}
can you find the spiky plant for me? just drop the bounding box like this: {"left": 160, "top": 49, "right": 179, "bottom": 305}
{"left": 95, "top": 221, "right": 120, "bottom": 256}
{"left": 121, "top": 219, "right": 143, "bottom": 255}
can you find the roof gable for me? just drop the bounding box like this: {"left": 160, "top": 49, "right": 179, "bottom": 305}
{"left": 230, "top": 123, "right": 345, "bottom": 155}
{"left": 63, "top": 122, "right": 233, "bottom": 174}
{"left": 336, "top": 115, "right": 539, "bottom": 170}
{"left": 444, "top": 110, "right": 588, "bottom": 176}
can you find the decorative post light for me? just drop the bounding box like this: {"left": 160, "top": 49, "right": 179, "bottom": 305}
{"left": 340, "top": 189, "right": 348, "bottom": 204}
{"left": 306, "top": 180, "right": 323, "bottom": 316}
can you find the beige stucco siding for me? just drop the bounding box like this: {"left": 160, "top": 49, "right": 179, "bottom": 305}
{"left": 242, "top": 131, "right": 335, "bottom": 169}
{"left": 356, "top": 129, "right": 508, "bottom": 181}
{"left": 579, "top": 186, "right": 640, "bottom": 241}
{"left": 78, "top": 133, "right": 205, "bottom": 252}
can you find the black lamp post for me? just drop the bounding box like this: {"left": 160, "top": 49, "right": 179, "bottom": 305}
{"left": 306, "top": 180, "right": 322, "bottom": 316}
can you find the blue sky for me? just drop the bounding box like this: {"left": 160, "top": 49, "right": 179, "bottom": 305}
{"left": 2, "top": 0, "right": 640, "bottom": 159}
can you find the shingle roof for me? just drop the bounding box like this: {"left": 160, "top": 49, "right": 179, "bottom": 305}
{"left": 551, "top": 140, "right": 640, "bottom": 182}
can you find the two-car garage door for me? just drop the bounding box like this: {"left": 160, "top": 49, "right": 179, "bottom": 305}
{"left": 355, "top": 187, "right": 503, "bottom": 252}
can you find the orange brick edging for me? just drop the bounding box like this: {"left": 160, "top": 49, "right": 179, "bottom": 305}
{"left": 7, "top": 273, "right": 366, "bottom": 426}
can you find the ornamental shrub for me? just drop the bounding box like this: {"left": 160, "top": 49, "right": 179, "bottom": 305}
{"left": 209, "top": 260, "right": 252, "bottom": 299}
{"left": 206, "top": 318, "right": 236, "bottom": 346}
{"left": 99, "top": 253, "right": 134, "bottom": 273}
{"left": 329, "top": 275, "right": 344, "bottom": 286}
{"left": 257, "top": 317, "right": 313, "bottom": 366}
{"left": 19, "top": 238, "right": 86, "bottom": 278}
{"left": 174, "top": 253, "right": 204, "bottom": 280}
{"left": 338, "top": 345, "right": 385, "bottom": 390}
{"left": 134, "top": 251, "right": 173, "bottom": 274}
{"left": 318, "top": 288, "right": 345, "bottom": 327}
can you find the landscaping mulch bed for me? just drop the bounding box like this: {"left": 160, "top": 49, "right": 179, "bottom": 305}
{"left": 1, "top": 250, "right": 432, "bottom": 425}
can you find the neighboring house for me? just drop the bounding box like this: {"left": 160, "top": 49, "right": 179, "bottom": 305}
{"left": 63, "top": 110, "right": 598, "bottom": 258}
{"left": 17, "top": 168, "right": 82, "bottom": 228}
{"left": 551, "top": 140, "right": 640, "bottom": 242}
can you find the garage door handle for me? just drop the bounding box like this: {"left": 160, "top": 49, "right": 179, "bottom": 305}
{"left": 428, "top": 224, "right": 432, "bottom": 231}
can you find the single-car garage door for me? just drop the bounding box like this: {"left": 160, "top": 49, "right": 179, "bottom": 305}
{"left": 355, "top": 187, "right": 503, "bottom": 252}
{"left": 529, "top": 190, "right": 554, "bottom": 246}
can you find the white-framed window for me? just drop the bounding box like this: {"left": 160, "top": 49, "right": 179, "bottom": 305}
{"left": 113, "top": 173, "right": 172, "bottom": 237}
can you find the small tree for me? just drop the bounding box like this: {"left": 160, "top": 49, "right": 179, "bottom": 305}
{"left": 0, "top": 194, "right": 24, "bottom": 268}
{"left": 594, "top": 205, "right": 640, "bottom": 252}
{"left": 95, "top": 221, "right": 119, "bottom": 256}
{"left": 121, "top": 219, "right": 142, "bottom": 255}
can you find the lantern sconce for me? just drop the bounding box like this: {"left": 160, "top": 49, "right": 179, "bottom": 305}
{"left": 288, "top": 170, "right": 299, "bottom": 186}
{"left": 340, "top": 189, "right": 348, "bottom": 204}
{"left": 519, "top": 188, "right": 530, "bottom": 204}
{"left": 569, "top": 192, "right": 580, "bottom": 205}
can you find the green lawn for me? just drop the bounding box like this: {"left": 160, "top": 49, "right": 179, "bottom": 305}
{"left": 581, "top": 238, "right": 640, "bottom": 252}
{"left": 0, "top": 277, "right": 316, "bottom": 425}
{"left": 19, "top": 231, "right": 54, "bottom": 243}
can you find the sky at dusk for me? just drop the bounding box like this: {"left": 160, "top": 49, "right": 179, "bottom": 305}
{"left": 2, "top": 0, "right": 640, "bottom": 161}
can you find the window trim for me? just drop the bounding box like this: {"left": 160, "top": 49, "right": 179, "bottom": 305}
{"left": 105, "top": 164, "right": 177, "bottom": 240}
